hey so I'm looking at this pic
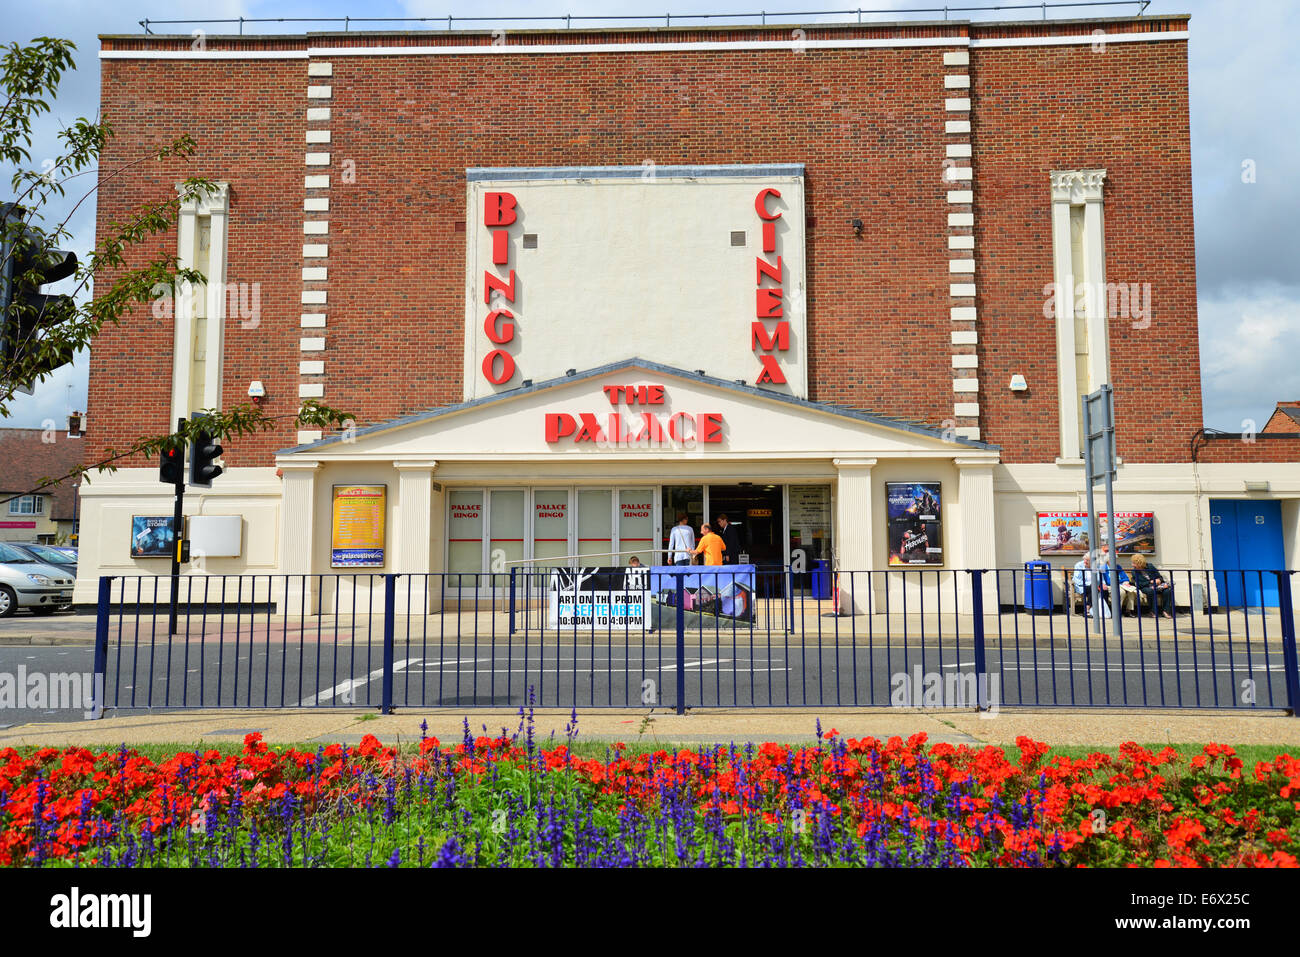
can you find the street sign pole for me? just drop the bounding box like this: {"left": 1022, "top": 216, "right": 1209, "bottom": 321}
{"left": 1082, "top": 400, "right": 1101, "bottom": 635}
{"left": 168, "top": 417, "right": 186, "bottom": 636}
{"left": 1082, "top": 385, "right": 1122, "bottom": 639}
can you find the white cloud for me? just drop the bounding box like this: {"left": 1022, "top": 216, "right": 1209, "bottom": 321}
{"left": 1199, "top": 288, "right": 1300, "bottom": 432}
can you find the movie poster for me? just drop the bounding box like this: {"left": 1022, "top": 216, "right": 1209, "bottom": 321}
{"left": 130, "top": 516, "right": 175, "bottom": 558}
{"left": 545, "top": 565, "right": 757, "bottom": 630}
{"left": 886, "top": 483, "right": 943, "bottom": 566}
{"left": 331, "top": 485, "right": 386, "bottom": 568}
{"left": 1036, "top": 512, "right": 1156, "bottom": 555}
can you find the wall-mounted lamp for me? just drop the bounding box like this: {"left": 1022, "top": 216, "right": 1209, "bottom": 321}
{"left": 849, "top": 218, "right": 864, "bottom": 238}
{"left": 1244, "top": 480, "right": 1270, "bottom": 492}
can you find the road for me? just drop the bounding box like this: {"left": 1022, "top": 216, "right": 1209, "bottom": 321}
{"left": 1, "top": 627, "right": 1291, "bottom": 725}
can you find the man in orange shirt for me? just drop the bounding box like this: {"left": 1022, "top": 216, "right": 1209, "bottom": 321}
{"left": 693, "top": 523, "right": 726, "bottom": 566}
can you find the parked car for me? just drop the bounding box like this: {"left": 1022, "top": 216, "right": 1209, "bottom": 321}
{"left": 0, "top": 542, "right": 75, "bottom": 616}
{"left": 10, "top": 542, "right": 77, "bottom": 573}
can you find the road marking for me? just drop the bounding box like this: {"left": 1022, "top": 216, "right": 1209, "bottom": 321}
{"left": 298, "top": 658, "right": 421, "bottom": 706}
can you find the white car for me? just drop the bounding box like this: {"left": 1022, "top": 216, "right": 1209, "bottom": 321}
{"left": 0, "top": 541, "right": 75, "bottom": 617}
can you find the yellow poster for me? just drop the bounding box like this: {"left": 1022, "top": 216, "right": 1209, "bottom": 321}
{"left": 331, "top": 485, "right": 386, "bottom": 567}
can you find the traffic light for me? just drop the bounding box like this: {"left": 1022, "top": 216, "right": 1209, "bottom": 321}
{"left": 189, "top": 415, "right": 223, "bottom": 488}
{"left": 0, "top": 203, "right": 79, "bottom": 385}
{"left": 159, "top": 444, "right": 184, "bottom": 486}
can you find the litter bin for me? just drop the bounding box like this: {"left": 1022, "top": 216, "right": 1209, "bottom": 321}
{"left": 810, "top": 559, "right": 831, "bottom": 600}
{"left": 1023, "top": 560, "right": 1053, "bottom": 612}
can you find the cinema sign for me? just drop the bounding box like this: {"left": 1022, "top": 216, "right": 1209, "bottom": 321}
{"left": 465, "top": 166, "right": 808, "bottom": 402}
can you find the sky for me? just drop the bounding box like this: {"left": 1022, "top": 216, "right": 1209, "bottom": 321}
{"left": 2, "top": 0, "right": 1296, "bottom": 434}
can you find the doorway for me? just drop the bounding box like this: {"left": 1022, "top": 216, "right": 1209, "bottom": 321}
{"left": 1209, "top": 499, "right": 1285, "bottom": 607}
{"left": 707, "top": 484, "right": 785, "bottom": 568}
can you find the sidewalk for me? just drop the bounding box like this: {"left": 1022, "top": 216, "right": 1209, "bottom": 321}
{"left": 3, "top": 707, "right": 1300, "bottom": 749}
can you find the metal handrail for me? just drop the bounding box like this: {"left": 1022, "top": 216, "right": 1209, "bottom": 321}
{"left": 138, "top": 1, "right": 1152, "bottom": 35}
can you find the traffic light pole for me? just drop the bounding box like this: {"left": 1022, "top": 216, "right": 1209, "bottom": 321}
{"left": 168, "top": 417, "right": 186, "bottom": 636}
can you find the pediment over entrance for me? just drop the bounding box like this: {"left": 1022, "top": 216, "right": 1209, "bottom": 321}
{"left": 277, "top": 359, "right": 999, "bottom": 463}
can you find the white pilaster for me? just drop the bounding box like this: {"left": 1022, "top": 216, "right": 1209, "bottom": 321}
{"left": 833, "top": 457, "right": 876, "bottom": 614}
{"left": 279, "top": 460, "right": 320, "bottom": 614}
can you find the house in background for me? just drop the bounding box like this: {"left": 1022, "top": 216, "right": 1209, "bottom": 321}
{"left": 1263, "top": 402, "right": 1300, "bottom": 434}
{"left": 0, "top": 423, "right": 84, "bottom": 544}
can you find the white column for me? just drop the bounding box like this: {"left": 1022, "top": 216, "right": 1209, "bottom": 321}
{"left": 833, "top": 457, "right": 876, "bottom": 615}
{"left": 394, "top": 460, "right": 438, "bottom": 613}
{"left": 1049, "top": 169, "right": 1106, "bottom": 463}
{"left": 1082, "top": 192, "right": 1109, "bottom": 396}
{"left": 956, "top": 457, "right": 998, "bottom": 614}
{"left": 1050, "top": 184, "right": 1080, "bottom": 462}
{"left": 202, "top": 184, "right": 231, "bottom": 410}
{"left": 279, "top": 460, "right": 319, "bottom": 615}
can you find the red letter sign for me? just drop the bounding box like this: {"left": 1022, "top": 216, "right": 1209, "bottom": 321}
{"left": 485, "top": 192, "right": 518, "bottom": 227}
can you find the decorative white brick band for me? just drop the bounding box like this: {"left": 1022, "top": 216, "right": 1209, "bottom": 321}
{"left": 943, "top": 47, "right": 978, "bottom": 439}
{"left": 303, "top": 63, "right": 334, "bottom": 428}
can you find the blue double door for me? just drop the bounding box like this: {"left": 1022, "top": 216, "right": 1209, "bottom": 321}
{"left": 1209, "top": 499, "right": 1285, "bottom": 607}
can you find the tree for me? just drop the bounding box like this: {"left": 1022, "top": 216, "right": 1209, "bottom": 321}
{"left": 0, "top": 36, "right": 352, "bottom": 506}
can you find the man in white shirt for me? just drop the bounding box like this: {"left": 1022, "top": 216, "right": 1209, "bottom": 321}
{"left": 667, "top": 513, "right": 695, "bottom": 565}
{"left": 1072, "top": 552, "right": 1094, "bottom": 618}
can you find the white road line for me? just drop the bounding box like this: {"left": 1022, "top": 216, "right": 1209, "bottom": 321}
{"left": 297, "top": 658, "right": 421, "bottom": 706}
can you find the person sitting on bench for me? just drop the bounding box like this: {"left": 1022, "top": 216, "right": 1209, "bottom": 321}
{"left": 1071, "top": 552, "right": 1095, "bottom": 617}
{"left": 1131, "top": 554, "right": 1174, "bottom": 619}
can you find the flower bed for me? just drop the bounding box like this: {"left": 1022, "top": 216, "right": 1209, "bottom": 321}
{"left": 1, "top": 714, "right": 1297, "bottom": 867}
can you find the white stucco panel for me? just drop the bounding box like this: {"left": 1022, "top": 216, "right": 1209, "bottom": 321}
{"left": 464, "top": 166, "right": 808, "bottom": 402}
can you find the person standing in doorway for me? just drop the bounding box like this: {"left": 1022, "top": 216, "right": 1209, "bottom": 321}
{"left": 667, "top": 513, "right": 695, "bottom": 566}
{"left": 716, "top": 513, "right": 741, "bottom": 565}
{"left": 693, "top": 523, "right": 725, "bottom": 566}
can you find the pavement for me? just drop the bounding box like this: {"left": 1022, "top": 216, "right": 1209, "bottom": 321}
{"left": 4, "top": 706, "right": 1300, "bottom": 750}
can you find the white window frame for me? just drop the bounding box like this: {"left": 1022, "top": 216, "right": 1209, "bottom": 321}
{"left": 171, "top": 182, "right": 231, "bottom": 425}
{"left": 1050, "top": 169, "right": 1108, "bottom": 462}
{"left": 8, "top": 494, "right": 43, "bottom": 515}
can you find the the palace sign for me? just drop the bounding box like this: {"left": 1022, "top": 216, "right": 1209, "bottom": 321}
{"left": 544, "top": 383, "right": 723, "bottom": 447}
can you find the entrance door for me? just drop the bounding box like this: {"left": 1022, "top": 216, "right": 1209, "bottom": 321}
{"left": 1209, "top": 499, "right": 1284, "bottom": 607}
{"left": 707, "top": 484, "right": 785, "bottom": 568}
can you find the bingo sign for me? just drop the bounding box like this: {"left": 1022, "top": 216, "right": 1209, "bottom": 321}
{"left": 331, "top": 485, "right": 386, "bottom": 568}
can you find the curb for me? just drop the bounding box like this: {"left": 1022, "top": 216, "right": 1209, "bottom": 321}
{"left": 0, "top": 636, "right": 95, "bottom": 646}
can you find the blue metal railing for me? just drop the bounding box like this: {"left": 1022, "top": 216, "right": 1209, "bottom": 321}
{"left": 89, "top": 566, "right": 1300, "bottom": 718}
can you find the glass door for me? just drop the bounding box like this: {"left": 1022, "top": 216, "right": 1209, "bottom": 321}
{"left": 661, "top": 485, "right": 704, "bottom": 565}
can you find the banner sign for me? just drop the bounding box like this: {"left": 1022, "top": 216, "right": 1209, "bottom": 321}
{"left": 130, "top": 516, "right": 175, "bottom": 558}
{"left": 886, "top": 482, "right": 943, "bottom": 566}
{"left": 546, "top": 564, "right": 757, "bottom": 630}
{"left": 331, "top": 485, "right": 386, "bottom": 568}
{"left": 1037, "top": 511, "right": 1155, "bottom": 555}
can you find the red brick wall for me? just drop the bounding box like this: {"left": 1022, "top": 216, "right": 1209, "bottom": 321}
{"left": 87, "top": 18, "right": 1201, "bottom": 469}
{"left": 89, "top": 58, "right": 305, "bottom": 468}
{"left": 1195, "top": 436, "right": 1300, "bottom": 463}
{"left": 971, "top": 39, "right": 1200, "bottom": 463}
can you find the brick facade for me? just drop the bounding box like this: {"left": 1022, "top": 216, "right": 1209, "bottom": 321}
{"left": 88, "top": 15, "right": 1199, "bottom": 469}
